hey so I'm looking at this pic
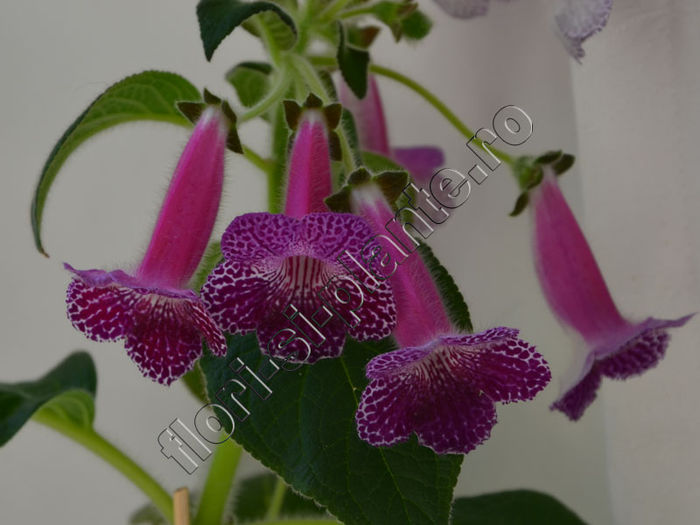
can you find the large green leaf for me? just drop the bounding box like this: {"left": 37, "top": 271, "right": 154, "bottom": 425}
{"left": 450, "top": 490, "right": 586, "bottom": 524}
{"left": 201, "top": 335, "right": 463, "bottom": 525}
{"left": 197, "top": 0, "right": 297, "bottom": 61}
{"left": 233, "top": 472, "right": 329, "bottom": 522}
{"left": 0, "top": 351, "right": 96, "bottom": 446}
{"left": 31, "top": 71, "right": 200, "bottom": 255}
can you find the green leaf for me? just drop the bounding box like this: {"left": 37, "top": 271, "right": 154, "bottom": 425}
{"left": 31, "top": 71, "right": 201, "bottom": 256}
{"left": 201, "top": 335, "right": 463, "bottom": 525}
{"left": 418, "top": 243, "right": 472, "bottom": 333}
{"left": 451, "top": 490, "right": 586, "bottom": 524}
{"left": 197, "top": 0, "right": 297, "bottom": 61}
{"left": 336, "top": 22, "right": 370, "bottom": 98}
{"left": 233, "top": 473, "right": 328, "bottom": 522}
{"left": 0, "top": 351, "right": 96, "bottom": 446}
{"left": 226, "top": 61, "right": 272, "bottom": 108}
{"left": 361, "top": 150, "right": 404, "bottom": 172}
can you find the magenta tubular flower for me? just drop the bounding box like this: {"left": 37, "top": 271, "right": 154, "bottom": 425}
{"left": 532, "top": 170, "right": 692, "bottom": 420}
{"left": 434, "top": 0, "right": 612, "bottom": 60}
{"left": 65, "top": 108, "right": 229, "bottom": 385}
{"left": 284, "top": 112, "right": 333, "bottom": 218}
{"left": 349, "top": 182, "right": 551, "bottom": 454}
{"left": 339, "top": 76, "right": 444, "bottom": 185}
{"left": 201, "top": 114, "right": 396, "bottom": 364}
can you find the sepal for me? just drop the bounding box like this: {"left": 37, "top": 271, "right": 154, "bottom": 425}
{"left": 509, "top": 150, "right": 576, "bottom": 216}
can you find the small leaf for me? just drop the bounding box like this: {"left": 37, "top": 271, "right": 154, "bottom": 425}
{"left": 534, "top": 150, "right": 562, "bottom": 165}
{"left": 197, "top": 0, "right": 297, "bottom": 61}
{"left": 201, "top": 335, "right": 463, "bottom": 525}
{"left": 31, "top": 71, "right": 200, "bottom": 256}
{"left": 232, "top": 473, "right": 328, "bottom": 522}
{"left": 553, "top": 153, "right": 575, "bottom": 175}
{"left": 509, "top": 191, "right": 530, "bottom": 217}
{"left": 451, "top": 490, "right": 586, "bottom": 524}
{"left": 401, "top": 9, "right": 432, "bottom": 40}
{"left": 418, "top": 243, "right": 472, "bottom": 333}
{"left": 336, "top": 22, "right": 370, "bottom": 98}
{"left": 226, "top": 61, "right": 272, "bottom": 108}
{"left": 0, "top": 351, "right": 96, "bottom": 446}
{"left": 361, "top": 151, "right": 404, "bottom": 172}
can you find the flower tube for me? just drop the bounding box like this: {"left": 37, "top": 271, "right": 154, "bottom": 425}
{"left": 532, "top": 169, "right": 693, "bottom": 420}
{"left": 65, "top": 108, "right": 229, "bottom": 385}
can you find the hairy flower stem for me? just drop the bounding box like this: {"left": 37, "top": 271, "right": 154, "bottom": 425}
{"left": 263, "top": 477, "right": 287, "bottom": 521}
{"left": 33, "top": 411, "right": 173, "bottom": 523}
{"left": 193, "top": 439, "right": 243, "bottom": 525}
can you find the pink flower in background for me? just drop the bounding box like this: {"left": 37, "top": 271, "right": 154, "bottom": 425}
{"left": 201, "top": 113, "right": 396, "bottom": 363}
{"left": 532, "top": 169, "right": 692, "bottom": 420}
{"left": 434, "top": 0, "right": 613, "bottom": 60}
{"left": 349, "top": 181, "right": 550, "bottom": 453}
{"left": 339, "top": 76, "right": 444, "bottom": 185}
{"left": 65, "top": 108, "right": 229, "bottom": 385}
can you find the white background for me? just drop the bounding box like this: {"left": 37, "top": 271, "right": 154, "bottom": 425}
{"left": 0, "top": 0, "right": 697, "bottom": 523}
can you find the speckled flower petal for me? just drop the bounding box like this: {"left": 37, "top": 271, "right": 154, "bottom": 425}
{"left": 125, "top": 294, "right": 204, "bottom": 385}
{"left": 357, "top": 326, "right": 548, "bottom": 453}
{"left": 552, "top": 315, "right": 693, "bottom": 420}
{"left": 443, "top": 328, "right": 551, "bottom": 403}
{"left": 554, "top": 0, "right": 613, "bottom": 60}
{"left": 221, "top": 213, "right": 300, "bottom": 261}
{"left": 66, "top": 278, "right": 135, "bottom": 342}
{"left": 392, "top": 146, "right": 444, "bottom": 186}
{"left": 66, "top": 265, "right": 226, "bottom": 385}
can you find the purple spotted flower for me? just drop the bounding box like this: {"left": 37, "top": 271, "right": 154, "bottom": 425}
{"left": 349, "top": 181, "right": 551, "bottom": 454}
{"left": 532, "top": 169, "right": 693, "bottom": 420}
{"left": 340, "top": 76, "right": 444, "bottom": 185}
{"left": 65, "top": 108, "right": 229, "bottom": 385}
{"left": 201, "top": 113, "right": 396, "bottom": 363}
{"left": 435, "top": 0, "right": 613, "bottom": 61}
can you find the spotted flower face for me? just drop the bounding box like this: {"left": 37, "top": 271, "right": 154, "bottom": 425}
{"left": 357, "top": 328, "right": 550, "bottom": 454}
{"left": 532, "top": 171, "right": 692, "bottom": 420}
{"left": 347, "top": 179, "right": 550, "bottom": 454}
{"left": 65, "top": 108, "right": 229, "bottom": 385}
{"left": 339, "top": 76, "right": 444, "bottom": 185}
{"left": 433, "top": 0, "right": 613, "bottom": 60}
{"left": 200, "top": 212, "right": 397, "bottom": 363}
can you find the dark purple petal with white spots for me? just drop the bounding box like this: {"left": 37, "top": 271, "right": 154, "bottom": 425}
{"left": 203, "top": 212, "right": 397, "bottom": 361}
{"left": 442, "top": 328, "right": 551, "bottom": 403}
{"left": 221, "top": 212, "right": 300, "bottom": 261}
{"left": 65, "top": 265, "right": 226, "bottom": 385}
{"left": 357, "top": 326, "right": 548, "bottom": 454}
{"left": 554, "top": 0, "right": 613, "bottom": 60}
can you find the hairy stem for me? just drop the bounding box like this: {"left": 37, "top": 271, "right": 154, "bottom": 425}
{"left": 193, "top": 439, "right": 243, "bottom": 525}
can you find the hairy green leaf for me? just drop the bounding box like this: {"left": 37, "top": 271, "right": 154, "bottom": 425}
{"left": 197, "top": 0, "right": 296, "bottom": 61}
{"left": 201, "top": 335, "right": 463, "bottom": 525}
{"left": 226, "top": 61, "right": 272, "bottom": 108}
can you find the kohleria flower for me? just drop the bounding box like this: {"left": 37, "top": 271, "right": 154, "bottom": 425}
{"left": 434, "top": 0, "right": 613, "bottom": 61}
{"left": 201, "top": 113, "right": 396, "bottom": 363}
{"left": 339, "top": 76, "right": 444, "bottom": 185}
{"left": 532, "top": 169, "right": 692, "bottom": 420}
{"left": 348, "top": 179, "right": 551, "bottom": 453}
{"left": 65, "top": 108, "right": 229, "bottom": 385}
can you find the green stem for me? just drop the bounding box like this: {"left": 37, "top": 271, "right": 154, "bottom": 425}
{"left": 193, "top": 439, "right": 243, "bottom": 525}
{"left": 264, "top": 477, "right": 287, "bottom": 521}
{"left": 242, "top": 145, "right": 273, "bottom": 173}
{"left": 292, "top": 56, "right": 356, "bottom": 174}
{"left": 34, "top": 412, "right": 173, "bottom": 523}
{"left": 309, "top": 56, "right": 514, "bottom": 166}
{"left": 319, "top": 0, "right": 354, "bottom": 22}
{"left": 240, "top": 73, "right": 291, "bottom": 123}
{"left": 255, "top": 16, "right": 283, "bottom": 67}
